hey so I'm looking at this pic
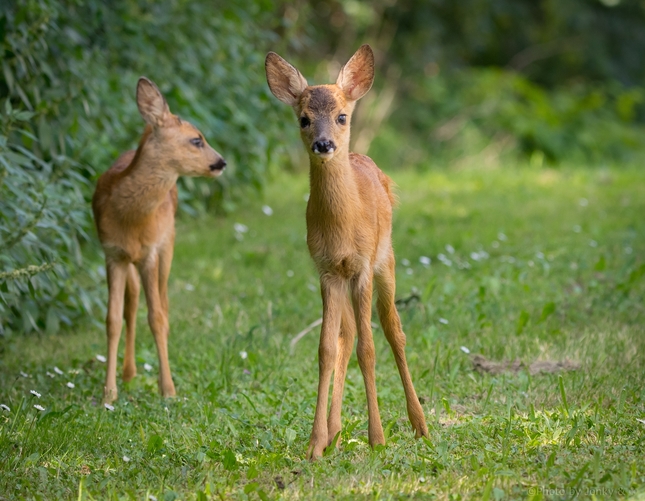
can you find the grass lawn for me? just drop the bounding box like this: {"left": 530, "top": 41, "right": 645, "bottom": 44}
{"left": 1, "top": 164, "right": 644, "bottom": 500}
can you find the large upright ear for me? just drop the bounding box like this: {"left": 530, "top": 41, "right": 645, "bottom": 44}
{"left": 265, "top": 52, "right": 308, "bottom": 106}
{"left": 136, "top": 77, "right": 171, "bottom": 127}
{"left": 336, "top": 44, "right": 375, "bottom": 101}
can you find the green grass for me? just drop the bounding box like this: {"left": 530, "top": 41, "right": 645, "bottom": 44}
{"left": 1, "top": 164, "right": 644, "bottom": 500}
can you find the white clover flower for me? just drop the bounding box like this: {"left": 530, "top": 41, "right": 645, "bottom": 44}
{"left": 439, "top": 318, "right": 449, "bottom": 325}
{"left": 535, "top": 252, "right": 545, "bottom": 259}
{"left": 184, "top": 283, "right": 195, "bottom": 291}
{"left": 20, "top": 371, "right": 29, "bottom": 378}
{"left": 104, "top": 403, "right": 115, "bottom": 411}
{"left": 579, "top": 198, "right": 588, "bottom": 207}
{"left": 46, "top": 372, "right": 55, "bottom": 378}
{"left": 234, "top": 223, "right": 248, "bottom": 234}
{"left": 307, "top": 283, "right": 317, "bottom": 292}
{"left": 437, "top": 254, "right": 452, "bottom": 267}
{"left": 66, "top": 382, "right": 75, "bottom": 389}
{"left": 589, "top": 240, "right": 598, "bottom": 247}
{"left": 445, "top": 244, "right": 455, "bottom": 254}
{"left": 96, "top": 355, "right": 107, "bottom": 363}
{"left": 406, "top": 268, "right": 413, "bottom": 275}
{"left": 262, "top": 205, "right": 273, "bottom": 216}
{"left": 54, "top": 367, "right": 64, "bottom": 375}
{"left": 497, "top": 232, "right": 507, "bottom": 241}
{"left": 34, "top": 405, "right": 45, "bottom": 411}
{"left": 144, "top": 363, "right": 153, "bottom": 372}
{"left": 0, "top": 404, "right": 10, "bottom": 412}
{"left": 491, "top": 241, "right": 499, "bottom": 249}
{"left": 460, "top": 346, "right": 470, "bottom": 354}
{"left": 419, "top": 256, "right": 431, "bottom": 266}
{"left": 123, "top": 456, "right": 130, "bottom": 462}
{"left": 401, "top": 258, "right": 411, "bottom": 266}
{"left": 286, "top": 270, "right": 294, "bottom": 277}
{"left": 572, "top": 225, "right": 581, "bottom": 233}
{"left": 239, "top": 351, "right": 248, "bottom": 360}
{"left": 30, "top": 390, "right": 41, "bottom": 398}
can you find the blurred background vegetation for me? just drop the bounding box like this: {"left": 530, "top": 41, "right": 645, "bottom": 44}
{"left": 1, "top": 0, "right": 644, "bottom": 335}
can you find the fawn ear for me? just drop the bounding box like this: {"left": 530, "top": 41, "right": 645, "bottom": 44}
{"left": 136, "top": 77, "right": 171, "bottom": 127}
{"left": 336, "top": 44, "right": 375, "bottom": 102}
{"left": 265, "top": 52, "right": 308, "bottom": 106}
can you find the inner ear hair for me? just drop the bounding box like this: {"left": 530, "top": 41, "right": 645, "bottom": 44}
{"left": 137, "top": 77, "right": 171, "bottom": 127}
{"left": 266, "top": 52, "right": 308, "bottom": 106}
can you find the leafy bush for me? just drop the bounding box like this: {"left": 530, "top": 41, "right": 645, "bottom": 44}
{"left": 0, "top": 0, "right": 295, "bottom": 335}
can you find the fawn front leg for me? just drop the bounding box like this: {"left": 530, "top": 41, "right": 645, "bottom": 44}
{"left": 352, "top": 274, "right": 385, "bottom": 448}
{"left": 307, "top": 278, "right": 345, "bottom": 460}
{"left": 139, "top": 252, "right": 176, "bottom": 398}
{"left": 327, "top": 296, "right": 356, "bottom": 448}
{"left": 104, "top": 260, "right": 128, "bottom": 404}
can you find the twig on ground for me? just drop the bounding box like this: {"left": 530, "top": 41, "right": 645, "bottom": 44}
{"left": 289, "top": 318, "right": 322, "bottom": 354}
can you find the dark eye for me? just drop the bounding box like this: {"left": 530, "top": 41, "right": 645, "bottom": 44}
{"left": 337, "top": 114, "right": 347, "bottom": 125}
{"left": 300, "top": 116, "right": 310, "bottom": 128}
{"left": 190, "top": 137, "right": 203, "bottom": 148}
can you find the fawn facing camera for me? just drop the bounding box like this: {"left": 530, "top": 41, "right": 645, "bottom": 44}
{"left": 266, "top": 45, "right": 428, "bottom": 459}
{"left": 92, "top": 77, "right": 226, "bottom": 404}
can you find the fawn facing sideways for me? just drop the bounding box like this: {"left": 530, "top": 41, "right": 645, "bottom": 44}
{"left": 92, "top": 77, "right": 226, "bottom": 404}
{"left": 266, "top": 45, "right": 428, "bottom": 458}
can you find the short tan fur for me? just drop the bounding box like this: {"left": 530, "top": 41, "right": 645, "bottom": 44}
{"left": 92, "top": 77, "right": 226, "bottom": 403}
{"left": 266, "top": 45, "right": 428, "bottom": 459}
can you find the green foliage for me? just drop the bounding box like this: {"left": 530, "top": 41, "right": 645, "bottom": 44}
{"left": 0, "top": 0, "right": 294, "bottom": 334}
{"left": 0, "top": 165, "right": 644, "bottom": 498}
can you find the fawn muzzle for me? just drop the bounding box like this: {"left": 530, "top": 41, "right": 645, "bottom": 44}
{"left": 312, "top": 139, "right": 336, "bottom": 155}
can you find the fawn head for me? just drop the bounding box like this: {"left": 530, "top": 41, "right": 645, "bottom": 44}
{"left": 136, "top": 77, "right": 226, "bottom": 177}
{"left": 266, "top": 45, "right": 374, "bottom": 162}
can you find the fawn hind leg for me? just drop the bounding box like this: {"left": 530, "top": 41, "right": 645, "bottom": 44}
{"left": 326, "top": 295, "right": 356, "bottom": 448}
{"left": 375, "top": 253, "right": 428, "bottom": 438}
{"left": 104, "top": 260, "right": 128, "bottom": 404}
{"left": 122, "top": 264, "right": 140, "bottom": 382}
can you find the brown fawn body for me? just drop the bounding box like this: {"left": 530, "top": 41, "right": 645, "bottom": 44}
{"left": 92, "top": 77, "right": 226, "bottom": 403}
{"left": 266, "top": 45, "right": 428, "bottom": 458}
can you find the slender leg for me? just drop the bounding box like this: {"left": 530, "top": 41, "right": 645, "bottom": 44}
{"left": 104, "top": 260, "right": 128, "bottom": 404}
{"left": 375, "top": 252, "right": 428, "bottom": 438}
{"left": 122, "top": 264, "right": 140, "bottom": 382}
{"left": 307, "top": 277, "right": 345, "bottom": 460}
{"left": 327, "top": 295, "right": 356, "bottom": 448}
{"left": 139, "top": 251, "right": 176, "bottom": 398}
{"left": 352, "top": 273, "right": 385, "bottom": 448}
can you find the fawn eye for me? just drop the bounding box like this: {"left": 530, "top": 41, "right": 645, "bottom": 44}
{"left": 337, "top": 114, "right": 347, "bottom": 125}
{"left": 300, "top": 116, "right": 310, "bottom": 128}
{"left": 190, "top": 137, "right": 203, "bottom": 148}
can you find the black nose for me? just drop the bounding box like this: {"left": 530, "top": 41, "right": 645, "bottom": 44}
{"left": 312, "top": 140, "right": 335, "bottom": 154}
{"left": 209, "top": 158, "right": 227, "bottom": 172}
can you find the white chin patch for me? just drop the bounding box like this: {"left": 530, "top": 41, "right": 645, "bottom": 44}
{"left": 313, "top": 148, "right": 335, "bottom": 158}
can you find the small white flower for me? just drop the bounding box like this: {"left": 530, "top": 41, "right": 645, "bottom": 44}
{"left": 96, "top": 355, "right": 107, "bottom": 363}
{"left": 54, "top": 367, "right": 64, "bottom": 375}
{"left": 239, "top": 351, "right": 248, "bottom": 360}
{"left": 46, "top": 372, "right": 55, "bottom": 378}
{"left": 0, "top": 404, "right": 10, "bottom": 412}
{"left": 401, "top": 258, "right": 411, "bottom": 266}
{"left": 460, "top": 346, "right": 470, "bottom": 354}
{"left": 570, "top": 262, "right": 578, "bottom": 270}
{"left": 579, "top": 198, "right": 588, "bottom": 207}
{"left": 286, "top": 270, "right": 294, "bottom": 277}
{"left": 497, "top": 232, "right": 507, "bottom": 241}
{"left": 535, "top": 252, "right": 545, "bottom": 259}
{"left": 491, "top": 241, "right": 499, "bottom": 249}
{"left": 184, "top": 283, "right": 195, "bottom": 291}
{"left": 66, "top": 382, "right": 75, "bottom": 389}
{"left": 573, "top": 225, "right": 581, "bottom": 233}
{"left": 307, "top": 283, "right": 317, "bottom": 292}
{"left": 439, "top": 318, "right": 449, "bottom": 325}
{"left": 528, "top": 260, "right": 535, "bottom": 267}
{"left": 437, "top": 254, "right": 452, "bottom": 267}
{"left": 445, "top": 244, "right": 455, "bottom": 254}
{"left": 234, "top": 223, "right": 248, "bottom": 234}
{"left": 34, "top": 405, "right": 45, "bottom": 411}
{"left": 148, "top": 496, "right": 158, "bottom": 501}
{"left": 262, "top": 205, "right": 273, "bottom": 216}
{"left": 20, "top": 371, "right": 29, "bottom": 378}
{"left": 144, "top": 363, "right": 153, "bottom": 372}
{"left": 406, "top": 268, "right": 413, "bottom": 275}
{"left": 30, "top": 390, "right": 41, "bottom": 398}
{"left": 470, "top": 252, "right": 480, "bottom": 261}
{"left": 419, "top": 256, "right": 431, "bottom": 266}
{"left": 123, "top": 455, "right": 130, "bottom": 462}
{"left": 104, "top": 403, "right": 115, "bottom": 411}
{"left": 589, "top": 240, "right": 598, "bottom": 247}
{"left": 625, "top": 246, "right": 633, "bottom": 254}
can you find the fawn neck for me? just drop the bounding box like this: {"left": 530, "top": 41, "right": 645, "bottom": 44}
{"left": 115, "top": 129, "right": 179, "bottom": 221}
